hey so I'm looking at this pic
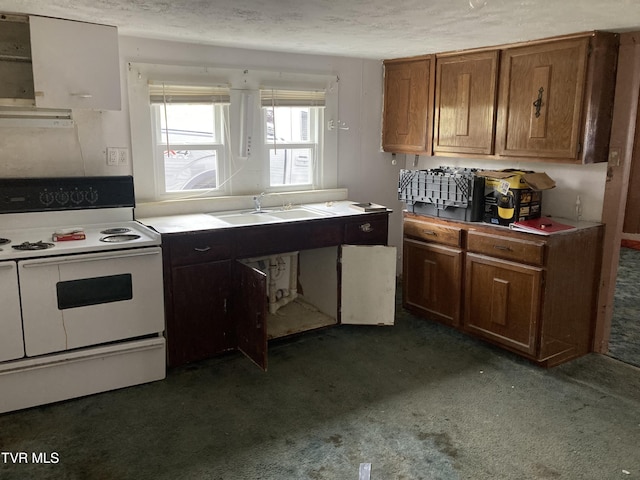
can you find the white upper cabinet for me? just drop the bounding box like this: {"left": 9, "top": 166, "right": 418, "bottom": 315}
{"left": 29, "top": 16, "right": 121, "bottom": 110}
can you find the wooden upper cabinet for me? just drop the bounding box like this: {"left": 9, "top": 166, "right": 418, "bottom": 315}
{"left": 495, "top": 33, "right": 618, "bottom": 163}
{"left": 382, "top": 56, "right": 435, "bottom": 155}
{"left": 383, "top": 31, "right": 617, "bottom": 163}
{"left": 434, "top": 51, "right": 499, "bottom": 155}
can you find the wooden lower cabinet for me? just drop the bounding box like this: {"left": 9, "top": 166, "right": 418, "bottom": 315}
{"left": 403, "top": 239, "right": 462, "bottom": 327}
{"left": 162, "top": 212, "right": 395, "bottom": 369}
{"left": 168, "top": 260, "right": 234, "bottom": 366}
{"left": 403, "top": 212, "right": 603, "bottom": 366}
{"left": 464, "top": 254, "right": 542, "bottom": 355}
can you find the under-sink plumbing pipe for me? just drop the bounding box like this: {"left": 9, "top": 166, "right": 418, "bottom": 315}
{"left": 267, "top": 253, "right": 298, "bottom": 314}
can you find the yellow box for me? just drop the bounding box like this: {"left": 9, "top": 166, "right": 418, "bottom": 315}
{"left": 478, "top": 169, "right": 556, "bottom": 191}
{"left": 477, "top": 169, "right": 555, "bottom": 226}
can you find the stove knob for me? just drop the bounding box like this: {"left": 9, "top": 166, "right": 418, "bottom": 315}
{"left": 39, "top": 190, "right": 55, "bottom": 206}
{"left": 55, "top": 190, "right": 70, "bottom": 205}
{"left": 86, "top": 189, "right": 99, "bottom": 204}
{"left": 70, "top": 189, "right": 85, "bottom": 205}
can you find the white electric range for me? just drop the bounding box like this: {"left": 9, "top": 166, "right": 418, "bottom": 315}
{"left": 0, "top": 176, "right": 166, "bottom": 414}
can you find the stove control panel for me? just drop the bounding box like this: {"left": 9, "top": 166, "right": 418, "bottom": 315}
{"left": 0, "top": 176, "right": 135, "bottom": 213}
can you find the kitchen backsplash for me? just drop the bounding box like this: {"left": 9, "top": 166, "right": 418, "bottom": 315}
{"left": 413, "top": 157, "right": 607, "bottom": 223}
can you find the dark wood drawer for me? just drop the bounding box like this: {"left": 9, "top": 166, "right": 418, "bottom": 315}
{"left": 403, "top": 217, "right": 462, "bottom": 247}
{"left": 467, "top": 230, "right": 546, "bottom": 266}
{"left": 166, "top": 231, "right": 234, "bottom": 266}
{"left": 344, "top": 214, "right": 389, "bottom": 245}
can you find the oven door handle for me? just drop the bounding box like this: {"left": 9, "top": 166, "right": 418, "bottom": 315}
{"left": 21, "top": 249, "right": 160, "bottom": 268}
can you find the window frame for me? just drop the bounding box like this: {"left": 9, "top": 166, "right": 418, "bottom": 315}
{"left": 150, "top": 91, "right": 229, "bottom": 198}
{"left": 261, "top": 104, "right": 324, "bottom": 191}
{"left": 127, "top": 62, "right": 339, "bottom": 204}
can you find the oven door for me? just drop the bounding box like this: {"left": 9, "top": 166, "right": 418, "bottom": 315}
{"left": 0, "top": 261, "right": 25, "bottom": 361}
{"left": 18, "top": 247, "right": 164, "bottom": 357}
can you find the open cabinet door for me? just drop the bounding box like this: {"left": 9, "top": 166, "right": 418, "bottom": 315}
{"left": 234, "top": 261, "right": 268, "bottom": 370}
{"left": 340, "top": 245, "right": 396, "bottom": 325}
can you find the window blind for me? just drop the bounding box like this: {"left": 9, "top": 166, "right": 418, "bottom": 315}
{"left": 260, "top": 88, "right": 325, "bottom": 107}
{"left": 149, "top": 83, "right": 230, "bottom": 104}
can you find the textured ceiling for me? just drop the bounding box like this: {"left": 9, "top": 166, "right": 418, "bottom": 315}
{"left": 1, "top": 0, "right": 640, "bottom": 59}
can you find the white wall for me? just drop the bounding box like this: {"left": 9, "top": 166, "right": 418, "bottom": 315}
{"left": 118, "top": 37, "right": 403, "bottom": 251}
{"left": 409, "top": 156, "right": 608, "bottom": 223}
{"left": 0, "top": 34, "right": 609, "bottom": 273}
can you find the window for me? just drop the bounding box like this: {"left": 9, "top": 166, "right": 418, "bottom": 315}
{"left": 150, "top": 84, "right": 229, "bottom": 194}
{"left": 127, "top": 62, "right": 339, "bottom": 203}
{"left": 261, "top": 89, "right": 325, "bottom": 188}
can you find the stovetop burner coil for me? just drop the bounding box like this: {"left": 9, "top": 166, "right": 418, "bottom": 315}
{"left": 100, "top": 227, "right": 131, "bottom": 235}
{"left": 0, "top": 238, "right": 10, "bottom": 246}
{"left": 12, "top": 240, "right": 55, "bottom": 251}
{"left": 99, "top": 234, "right": 141, "bottom": 243}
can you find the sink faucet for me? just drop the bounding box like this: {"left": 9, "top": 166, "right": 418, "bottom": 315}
{"left": 253, "top": 192, "right": 265, "bottom": 212}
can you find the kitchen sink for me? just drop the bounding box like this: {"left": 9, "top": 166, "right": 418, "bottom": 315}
{"left": 211, "top": 206, "right": 330, "bottom": 226}
{"left": 215, "top": 212, "right": 276, "bottom": 225}
{"left": 267, "top": 208, "right": 329, "bottom": 220}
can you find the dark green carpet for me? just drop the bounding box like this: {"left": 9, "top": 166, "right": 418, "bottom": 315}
{"left": 1, "top": 303, "right": 639, "bottom": 479}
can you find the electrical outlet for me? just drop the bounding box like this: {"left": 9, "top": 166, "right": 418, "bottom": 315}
{"left": 106, "top": 148, "right": 118, "bottom": 166}
{"left": 117, "top": 148, "right": 129, "bottom": 166}
{"left": 107, "top": 147, "right": 129, "bottom": 166}
{"left": 608, "top": 148, "right": 621, "bottom": 166}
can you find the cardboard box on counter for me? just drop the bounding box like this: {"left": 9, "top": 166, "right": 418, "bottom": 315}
{"left": 477, "top": 169, "right": 556, "bottom": 226}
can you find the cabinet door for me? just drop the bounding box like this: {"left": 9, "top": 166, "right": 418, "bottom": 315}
{"left": 495, "top": 38, "right": 589, "bottom": 160}
{"left": 0, "top": 17, "right": 34, "bottom": 104}
{"left": 234, "top": 261, "right": 268, "bottom": 370}
{"left": 465, "top": 253, "right": 542, "bottom": 355}
{"left": 403, "top": 239, "right": 462, "bottom": 327}
{"left": 434, "top": 51, "right": 499, "bottom": 155}
{"left": 29, "top": 16, "right": 121, "bottom": 110}
{"left": 340, "top": 245, "right": 396, "bottom": 326}
{"left": 168, "top": 260, "right": 233, "bottom": 366}
{"left": 382, "top": 57, "right": 434, "bottom": 154}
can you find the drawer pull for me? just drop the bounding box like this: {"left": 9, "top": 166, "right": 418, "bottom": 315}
{"left": 359, "top": 223, "right": 373, "bottom": 233}
{"left": 421, "top": 230, "right": 437, "bottom": 236}
{"left": 194, "top": 246, "right": 211, "bottom": 252}
{"left": 493, "top": 245, "right": 512, "bottom": 251}
{"left": 70, "top": 92, "right": 94, "bottom": 99}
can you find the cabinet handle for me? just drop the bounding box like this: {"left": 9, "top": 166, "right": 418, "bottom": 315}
{"left": 193, "top": 246, "right": 211, "bottom": 252}
{"left": 533, "top": 87, "right": 544, "bottom": 118}
{"left": 493, "top": 245, "right": 513, "bottom": 251}
{"left": 70, "top": 93, "right": 94, "bottom": 99}
{"left": 359, "top": 223, "right": 373, "bottom": 233}
{"left": 421, "top": 230, "right": 437, "bottom": 236}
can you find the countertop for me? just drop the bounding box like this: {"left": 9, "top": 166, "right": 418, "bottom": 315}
{"left": 138, "top": 201, "right": 390, "bottom": 234}
{"left": 404, "top": 210, "right": 602, "bottom": 236}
